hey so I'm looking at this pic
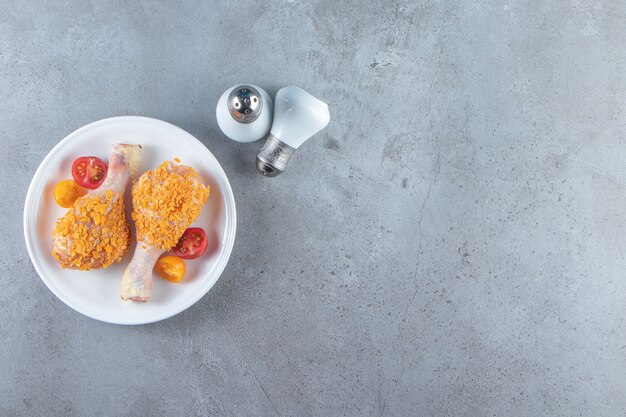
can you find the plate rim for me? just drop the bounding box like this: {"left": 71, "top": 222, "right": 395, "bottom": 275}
{"left": 23, "top": 115, "right": 237, "bottom": 325}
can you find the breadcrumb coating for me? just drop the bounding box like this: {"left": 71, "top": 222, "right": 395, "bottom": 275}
{"left": 52, "top": 191, "right": 129, "bottom": 270}
{"left": 131, "top": 161, "right": 209, "bottom": 251}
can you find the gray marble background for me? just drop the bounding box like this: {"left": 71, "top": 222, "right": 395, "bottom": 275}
{"left": 1, "top": 1, "right": 625, "bottom": 416}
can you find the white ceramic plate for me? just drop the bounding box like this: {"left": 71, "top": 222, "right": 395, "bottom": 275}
{"left": 23, "top": 116, "right": 236, "bottom": 325}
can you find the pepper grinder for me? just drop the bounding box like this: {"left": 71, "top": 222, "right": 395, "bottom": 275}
{"left": 216, "top": 84, "right": 273, "bottom": 143}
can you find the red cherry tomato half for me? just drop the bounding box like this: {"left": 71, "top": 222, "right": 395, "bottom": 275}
{"left": 71, "top": 156, "right": 107, "bottom": 189}
{"left": 173, "top": 227, "right": 208, "bottom": 260}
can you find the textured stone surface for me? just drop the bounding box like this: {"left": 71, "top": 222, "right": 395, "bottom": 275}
{"left": 2, "top": 1, "right": 626, "bottom": 416}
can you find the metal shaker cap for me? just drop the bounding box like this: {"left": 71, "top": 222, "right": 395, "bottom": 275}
{"left": 255, "top": 134, "right": 295, "bottom": 177}
{"left": 227, "top": 85, "right": 263, "bottom": 124}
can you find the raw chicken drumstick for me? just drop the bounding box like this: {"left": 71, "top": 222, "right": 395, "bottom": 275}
{"left": 52, "top": 144, "right": 142, "bottom": 270}
{"left": 121, "top": 160, "right": 209, "bottom": 302}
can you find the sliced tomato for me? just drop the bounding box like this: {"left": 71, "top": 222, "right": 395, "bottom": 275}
{"left": 173, "top": 227, "right": 208, "bottom": 259}
{"left": 72, "top": 156, "right": 107, "bottom": 189}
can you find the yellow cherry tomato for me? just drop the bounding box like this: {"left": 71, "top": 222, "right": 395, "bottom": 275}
{"left": 155, "top": 256, "right": 186, "bottom": 283}
{"left": 54, "top": 179, "right": 85, "bottom": 208}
